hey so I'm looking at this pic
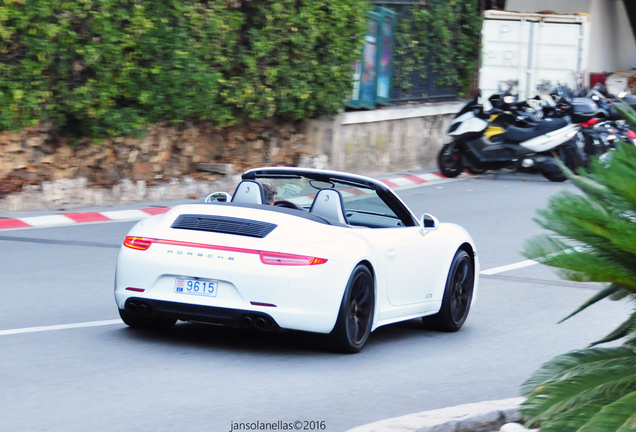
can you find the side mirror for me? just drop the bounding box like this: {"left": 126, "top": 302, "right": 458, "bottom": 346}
{"left": 420, "top": 213, "right": 439, "bottom": 235}
{"left": 204, "top": 192, "right": 231, "bottom": 203}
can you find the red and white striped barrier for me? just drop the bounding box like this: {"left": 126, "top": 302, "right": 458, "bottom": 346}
{"left": 0, "top": 207, "right": 171, "bottom": 231}
{"left": 0, "top": 171, "right": 468, "bottom": 231}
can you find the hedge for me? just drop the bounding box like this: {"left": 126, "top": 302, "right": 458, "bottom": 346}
{"left": 393, "top": 0, "right": 482, "bottom": 96}
{"left": 0, "top": 0, "right": 369, "bottom": 137}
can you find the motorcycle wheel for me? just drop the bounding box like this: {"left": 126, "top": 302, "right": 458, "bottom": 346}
{"left": 541, "top": 142, "right": 582, "bottom": 182}
{"left": 437, "top": 143, "right": 464, "bottom": 178}
{"left": 467, "top": 161, "right": 487, "bottom": 175}
{"left": 541, "top": 171, "right": 567, "bottom": 182}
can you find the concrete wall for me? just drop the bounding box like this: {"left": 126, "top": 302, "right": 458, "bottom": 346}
{"left": 615, "top": 1, "right": 636, "bottom": 71}
{"left": 587, "top": 0, "right": 618, "bottom": 72}
{"left": 506, "top": 0, "right": 590, "bottom": 14}
{"left": 506, "top": 0, "right": 636, "bottom": 74}
{"left": 304, "top": 102, "right": 463, "bottom": 176}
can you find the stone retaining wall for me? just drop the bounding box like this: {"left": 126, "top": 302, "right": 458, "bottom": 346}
{"left": 0, "top": 119, "right": 309, "bottom": 186}
{"left": 0, "top": 102, "right": 462, "bottom": 212}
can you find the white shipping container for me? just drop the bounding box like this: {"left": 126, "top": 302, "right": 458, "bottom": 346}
{"left": 479, "top": 10, "right": 590, "bottom": 102}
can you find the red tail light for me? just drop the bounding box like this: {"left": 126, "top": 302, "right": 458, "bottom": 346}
{"left": 627, "top": 130, "right": 636, "bottom": 139}
{"left": 124, "top": 235, "right": 326, "bottom": 265}
{"left": 123, "top": 236, "right": 155, "bottom": 250}
{"left": 125, "top": 287, "right": 145, "bottom": 292}
{"left": 260, "top": 251, "right": 327, "bottom": 266}
{"left": 581, "top": 118, "right": 600, "bottom": 128}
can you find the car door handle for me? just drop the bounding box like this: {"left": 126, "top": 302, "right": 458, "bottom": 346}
{"left": 387, "top": 248, "right": 397, "bottom": 259}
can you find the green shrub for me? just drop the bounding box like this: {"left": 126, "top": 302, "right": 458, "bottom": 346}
{"left": 392, "top": 0, "right": 481, "bottom": 96}
{"left": 0, "top": 0, "right": 368, "bottom": 137}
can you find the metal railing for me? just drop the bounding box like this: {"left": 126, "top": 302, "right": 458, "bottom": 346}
{"left": 370, "top": 1, "right": 459, "bottom": 104}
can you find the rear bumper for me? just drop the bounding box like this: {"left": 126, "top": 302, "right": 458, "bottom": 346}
{"left": 114, "top": 243, "right": 357, "bottom": 334}
{"left": 124, "top": 297, "right": 279, "bottom": 330}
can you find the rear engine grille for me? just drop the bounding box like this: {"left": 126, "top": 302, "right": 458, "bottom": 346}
{"left": 171, "top": 214, "right": 277, "bottom": 238}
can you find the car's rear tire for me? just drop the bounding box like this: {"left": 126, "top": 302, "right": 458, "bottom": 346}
{"left": 422, "top": 250, "right": 474, "bottom": 332}
{"left": 119, "top": 309, "right": 177, "bottom": 331}
{"left": 329, "top": 265, "right": 375, "bottom": 354}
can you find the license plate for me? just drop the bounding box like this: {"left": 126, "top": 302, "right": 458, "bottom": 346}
{"left": 174, "top": 278, "right": 218, "bottom": 297}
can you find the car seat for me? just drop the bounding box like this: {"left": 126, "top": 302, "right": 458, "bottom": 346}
{"left": 231, "top": 181, "right": 265, "bottom": 205}
{"left": 309, "top": 188, "right": 348, "bottom": 224}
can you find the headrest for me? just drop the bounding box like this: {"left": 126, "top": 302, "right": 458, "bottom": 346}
{"left": 231, "top": 181, "right": 265, "bottom": 205}
{"left": 309, "top": 188, "right": 347, "bottom": 224}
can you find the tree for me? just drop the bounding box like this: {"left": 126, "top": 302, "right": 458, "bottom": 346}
{"left": 519, "top": 132, "right": 636, "bottom": 431}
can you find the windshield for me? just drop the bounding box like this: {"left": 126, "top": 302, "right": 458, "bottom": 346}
{"left": 251, "top": 175, "right": 404, "bottom": 228}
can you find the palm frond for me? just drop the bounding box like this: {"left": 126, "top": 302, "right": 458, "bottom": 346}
{"left": 582, "top": 142, "right": 636, "bottom": 209}
{"left": 525, "top": 372, "right": 636, "bottom": 427}
{"left": 521, "top": 347, "right": 636, "bottom": 397}
{"left": 530, "top": 395, "right": 619, "bottom": 432}
{"left": 533, "top": 194, "right": 636, "bottom": 259}
{"left": 613, "top": 101, "right": 636, "bottom": 130}
{"left": 523, "top": 235, "right": 636, "bottom": 292}
{"left": 559, "top": 284, "right": 621, "bottom": 323}
{"left": 609, "top": 286, "right": 635, "bottom": 301}
{"left": 615, "top": 412, "right": 636, "bottom": 432}
{"left": 579, "top": 391, "right": 636, "bottom": 432}
{"left": 590, "top": 313, "right": 636, "bottom": 347}
{"left": 520, "top": 133, "right": 636, "bottom": 432}
{"left": 522, "top": 356, "right": 636, "bottom": 420}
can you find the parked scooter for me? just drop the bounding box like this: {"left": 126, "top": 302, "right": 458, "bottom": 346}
{"left": 580, "top": 117, "right": 636, "bottom": 154}
{"left": 438, "top": 91, "right": 584, "bottom": 182}
{"left": 544, "top": 85, "right": 636, "bottom": 155}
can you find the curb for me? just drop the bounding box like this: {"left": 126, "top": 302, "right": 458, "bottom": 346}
{"left": 0, "top": 171, "right": 471, "bottom": 231}
{"left": 0, "top": 206, "right": 171, "bottom": 230}
{"left": 345, "top": 398, "right": 524, "bottom": 432}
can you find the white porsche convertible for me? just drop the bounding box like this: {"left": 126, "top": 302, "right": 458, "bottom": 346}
{"left": 115, "top": 167, "right": 479, "bottom": 353}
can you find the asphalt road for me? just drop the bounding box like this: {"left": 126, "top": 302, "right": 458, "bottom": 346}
{"left": 0, "top": 172, "right": 630, "bottom": 432}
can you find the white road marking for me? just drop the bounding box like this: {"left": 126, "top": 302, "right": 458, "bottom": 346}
{"left": 480, "top": 259, "right": 538, "bottom": 275}
{"left": 0, "top": 319, "right": 122, "bottom": 336}
{"left": 0, "top": 260, "right": 541, "bottom": 337}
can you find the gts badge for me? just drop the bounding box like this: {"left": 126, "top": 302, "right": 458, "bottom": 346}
{"left": 167, "top": 250, "right": 235, "bottom": 261}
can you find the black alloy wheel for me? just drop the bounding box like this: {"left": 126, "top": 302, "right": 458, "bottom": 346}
{"left": 437, "top": 142, "right": 464, "bottom": 178}
{"left": 330, "top": 265, "right": 375, "bottom": 353}
{"left": 422, "top": 249, "right": 474, "bottom": 332}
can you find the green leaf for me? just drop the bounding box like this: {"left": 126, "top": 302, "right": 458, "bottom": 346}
{"left": 559, "top": 284, "right": 620, "bottom": 323}
{"left": 520, "top": 347, "right": 636, "bottom": 397}
{"left": 616, "top": 412, "right": 636, "bottom": 432}
{"left": 531, "top": 395, "right": 621, "bottom": 432}
{"left": 579, "top": 391, "right": 636, "bottom": 432}
{"left": 524, "top": 369, "right": 636, "bottom": 427}
{"left": 590, "top": 314, "right": 636, "bottom": 347}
